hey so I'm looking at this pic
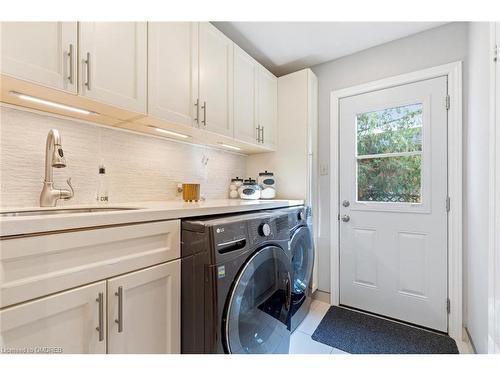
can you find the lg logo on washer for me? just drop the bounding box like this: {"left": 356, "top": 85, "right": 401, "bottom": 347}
{"left": 216, "top": 227, "right": 225, "bottom": 234}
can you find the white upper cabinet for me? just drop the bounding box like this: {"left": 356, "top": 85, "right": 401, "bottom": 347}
{"left": 0, "top": 22, "right": 77, "bottom": 93}
{"left": 107, "top": 261, "right": 181, "bottom": 354}
{"left": 233, "top": 45, "right": 258, "bottom": 144}
{"left": 148, "top": 22, "right": 199, "bottom": 127}
{"left": 198, "top": 22, "right": 234, "bottom": 137}
{"left": 0, "top": 281, "right": 107, "bottom": 354}
{"left": 258, "top": 67, "right": 278, "bottom": 149}
{"left": 79, "top": 22, "right": 147, "bottom": 113}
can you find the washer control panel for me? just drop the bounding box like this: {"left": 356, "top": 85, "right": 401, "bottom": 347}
{"left": 259, "top": 223, "right": 271, "bottom": 237}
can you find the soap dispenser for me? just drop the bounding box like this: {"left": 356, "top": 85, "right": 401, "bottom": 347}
{"left": 96, "top": 164, "right": 109, "bottom": 204}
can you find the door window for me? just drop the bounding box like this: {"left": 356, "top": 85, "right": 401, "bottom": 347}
{"left": 356, "top": 103, "right": 423, "bottom": 203}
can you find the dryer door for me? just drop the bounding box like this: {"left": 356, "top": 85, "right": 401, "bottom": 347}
{"left": 290, "top": 226, "right": 314, "bottom": 311}
{"left": 224, "top": 245, "right": 291, "bottom": 354}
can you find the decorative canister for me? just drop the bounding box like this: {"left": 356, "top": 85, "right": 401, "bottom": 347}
{"left": 229, "top": 177, "right": 243, "bottom": 199}
{"left": 258, "top": 171, "right": 276, "bottom": 188}
{"left": 258, "top": 171, "right": 276, "bottom": 199}
{"left": 238, "top": 178, "right": 261, "bottom": 200}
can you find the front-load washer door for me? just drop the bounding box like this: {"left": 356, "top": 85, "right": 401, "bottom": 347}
{"left": 290, "top": 226, "right": 314, "bottom": 313}
{"left": 224, "top": 246, "right": 291, "bottom": 354}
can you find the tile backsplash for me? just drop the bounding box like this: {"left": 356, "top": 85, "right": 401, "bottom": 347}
{"left": 0, "top": 106, "right": 246, "bottom": 208}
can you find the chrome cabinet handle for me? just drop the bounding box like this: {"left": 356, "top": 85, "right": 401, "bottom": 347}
{"left": 256, "top": 125, "right": 261, "bottom": 142}
{"left": 115, "top": 286, "right": 123, "bottom": 333}
{"left": 84, "top": 52, "right": 91, "bottom": 90}
{"left": 67, "top": 44, "right": 74, "bottom": 84}
{"left": 261, "top": 126, "right": 265, "bottom": 144}
{"left": 201, "top": 101, "right": 206, "bottom": 126}
{"left": 341, "top": 214, "right": 350, "bottom": 222}
{"left": 96, "top": 292, "right": 104, "bottom": 342}
{"left": 194, "top": 99, "right": 199, "bottom": 126}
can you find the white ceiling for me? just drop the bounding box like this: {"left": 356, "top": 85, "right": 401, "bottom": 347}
{"left": 212, "top": 22, "right": 448, "bottom": 76}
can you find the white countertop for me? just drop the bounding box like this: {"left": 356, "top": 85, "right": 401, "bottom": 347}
{"left": 0, "top": 199, "right": 304, "bottom": 238}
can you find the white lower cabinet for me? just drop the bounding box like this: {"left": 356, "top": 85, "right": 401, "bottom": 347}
{"left": 107, "top": 261, "right": 181, "bottom": 354}
{"left": 0, "top": 261, "right": 180, "bottom": 354}
{"left": 0, "top": 281, "right": 107, "bottom": 354}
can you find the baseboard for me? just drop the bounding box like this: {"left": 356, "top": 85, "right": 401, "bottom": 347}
{"left": 312, "top": 290, "right": 331, "bottom": 304}
{"left": 460, "top": 328, "right": 477, "bottom": 354}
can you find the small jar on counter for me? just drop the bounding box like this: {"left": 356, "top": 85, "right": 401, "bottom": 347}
{"left": 229, "top": 177, "right": 243, "bottom": 199}
{"left": 238, "top": 178, "right": 261, "bottom": 200}
{"left": 258, "top": 171, "right": 276, "bottom": 199}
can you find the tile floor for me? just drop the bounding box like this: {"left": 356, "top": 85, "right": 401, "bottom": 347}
{"left": 290, "top": 299, "right": 348, "bottom": 354}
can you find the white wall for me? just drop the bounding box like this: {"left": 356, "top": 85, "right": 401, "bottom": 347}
{"left": 0, "top": 106, "right": 246, "bottom": 208}
{"left": 466, "top": 22, "right": 493, "bottom": 354}
{"left": 310, "top": 22, "right": 469, "bottom": 294}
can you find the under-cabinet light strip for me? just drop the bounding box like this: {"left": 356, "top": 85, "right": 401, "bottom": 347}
{"left": 9, "top": 91, "right": 96, "bottom": 116}
{"left": 148, "top": 126, "right": 190, "bottom": 139}
{"left": 218, "top": 143, "right": 241, "bottom": 151}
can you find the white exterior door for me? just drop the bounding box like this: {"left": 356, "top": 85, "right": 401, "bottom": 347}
{"left": 339, "top": 76, "right": 448, "bottom": 332}
{"left": 198, "top": 22, "right": 234, "bottom": 137}
{"left": 79, "top": 22, "right": 147, "bottom": 113}
{"left": 233, "top": 45, "right": 258, "bottom": 144}
{"left": 107, "top": 261, "right": 181, "bottom": 354}
{"left": 0, "top": 281, "right": 106, "bottom": 354}
{"left": 0, "top": 22, "right": 77, "bottom": 93}
{"left": 148, "top": 22, "right": 199, "bottom": 127}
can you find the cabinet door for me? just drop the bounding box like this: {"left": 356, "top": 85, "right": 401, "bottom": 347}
{"left": 0, "top": 281, "right": 106, "bottom": 354}
{"left": 79, "top": 22, "right": 147, "bottom": 113}
{"left": 0, "top": 22, "right": 77, "bottom": 93}
{"left": 233, "top": 45, "right": 258, "bottom": 144}
{"left": 198, "top": 22, "right": 233, "bottom": 137}
{"left": 258, "top": 67, "right": 278, "bottom": 149}
{"left": 148, "top": 22, "right": 199, "bottom": 127}
{"left": 107, "top": 261, "right": 181, "bottom": 354}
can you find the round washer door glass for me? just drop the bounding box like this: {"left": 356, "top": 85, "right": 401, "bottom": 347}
{"left": 291, "top": 226, "right": 314, "bottom": 302}
{"left": 224, "top": 246, "right": 291, "bottom": 354}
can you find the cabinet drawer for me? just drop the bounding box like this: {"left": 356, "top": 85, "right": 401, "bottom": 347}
{"left": 0, "top": 220, "right": 180, "bottom": 308}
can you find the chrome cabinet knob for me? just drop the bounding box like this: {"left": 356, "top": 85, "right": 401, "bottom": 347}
{"left": 341, "top": 215, "right": 350, "bottom": 222}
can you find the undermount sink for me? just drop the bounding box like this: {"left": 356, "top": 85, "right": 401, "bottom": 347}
{"left": 0, "top": 207, "right": 140, "bottom": 217}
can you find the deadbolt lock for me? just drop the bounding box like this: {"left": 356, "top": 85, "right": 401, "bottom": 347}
{"left": 342, "top": 200, "right": 350, "bottom": 207}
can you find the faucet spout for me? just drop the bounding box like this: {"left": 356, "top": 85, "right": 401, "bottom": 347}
{"left": 40, "top": 129, "right": 73, "bottom": 207}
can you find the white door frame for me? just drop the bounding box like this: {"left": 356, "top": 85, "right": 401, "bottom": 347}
{"left": 488, "top": 22, "right": 499, "bottom": 354}
{"left": 329, "top": 61, "right": 463, "bottom": 342}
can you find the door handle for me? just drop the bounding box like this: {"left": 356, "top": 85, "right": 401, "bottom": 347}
{"left": 341, "top": 214, "right": 350, "bottom": 222}
{"left": 115, "top": 286, "right": 123, "bottom": 333}
{"left": 67, "top": 44, "right": 74, "bottom": 84}
{"left": 84, "top": 52, "right": 91, "bottom": 90}
{"left": 96, "top": 292, "right": 104, "bottom": 342}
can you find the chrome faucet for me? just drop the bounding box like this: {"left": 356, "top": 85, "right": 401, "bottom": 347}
{"left": 40, "top": 129, "right": 74, "bottom": 207}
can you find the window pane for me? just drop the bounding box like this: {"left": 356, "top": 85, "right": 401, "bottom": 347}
{"left": 357, "top": 155, "right": 422, "bottom": 203}
{"left": 357, "top": 103, "right": 423, "bottom": 156}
